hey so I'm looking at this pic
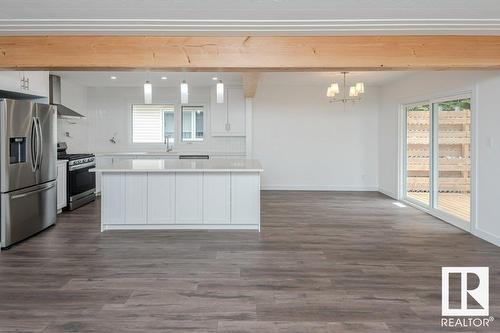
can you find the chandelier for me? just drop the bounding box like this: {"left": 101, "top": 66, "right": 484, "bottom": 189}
{"left": 326, "top": 72, "right": 365, "bottom": 104}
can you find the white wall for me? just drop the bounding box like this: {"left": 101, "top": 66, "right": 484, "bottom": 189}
{"left": 474, "top": 76, "right": 500, "bottom": 246}
{"left": 57, "top": 78, "right": 89, "bottom": 153}
{"left": 253, "top": 80, "right": 379, "bottom": 191}
{"left": 59, "top": 85, "right": 246, "bottom": 154}
{"left": 378, "top": 71, "right": 500, "bottom": 246}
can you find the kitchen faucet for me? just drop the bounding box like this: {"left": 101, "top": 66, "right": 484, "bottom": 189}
{"left": 164, "top": 135, "right": 173, "bottom": 152}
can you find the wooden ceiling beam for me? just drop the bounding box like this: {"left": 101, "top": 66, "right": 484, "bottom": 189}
{"left": 1, "top": 36, "right": 500, "bottom": 70}
{"left": 242, "top": 73, "right": 260, "bottom": 98}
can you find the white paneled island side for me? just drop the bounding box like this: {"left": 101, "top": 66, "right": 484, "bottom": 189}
{"left": 91, "top": 159, "right": 263, "bottom": 231}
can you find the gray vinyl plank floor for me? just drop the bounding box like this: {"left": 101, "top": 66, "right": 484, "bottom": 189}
{"left": 0, "top": 191, "right": 498, "bottom": 332}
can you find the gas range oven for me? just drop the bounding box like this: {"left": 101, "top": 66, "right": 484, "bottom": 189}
{"left": 57, "top": 142, "right": 96, "bottom": 210}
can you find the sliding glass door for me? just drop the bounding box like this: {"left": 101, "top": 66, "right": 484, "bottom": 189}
{"left": 405, "top": 103, "right": 431, "bottom": 206}
{"left": 435, "top": 98, "right": 471, "bottom": 222}
{"left": 403, "top": 95, "right": 472, "bottom": 226}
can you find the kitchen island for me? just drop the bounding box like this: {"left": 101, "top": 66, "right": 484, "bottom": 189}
{"left": 91, "top": 159, "right": 263, "bottom": 231}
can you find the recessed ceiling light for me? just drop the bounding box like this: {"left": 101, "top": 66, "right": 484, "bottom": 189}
{"left": 161, "top": 76, "right": 167, "bottom": 80}
{"left": 212, "top": 77, "right": 218, "bottom": 81}
{"left": 110, "top": 76, "right": 117, "bottom": 80}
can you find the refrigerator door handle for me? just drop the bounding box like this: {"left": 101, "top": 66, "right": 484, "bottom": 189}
{"left": 35, "top": 117, "right": 43, "bottom": 170}
{"left": 30, "top": 117, "right": 37, "bottom": 172}
{"left": 11, "top": 183, "right": 55, "bottom": 200}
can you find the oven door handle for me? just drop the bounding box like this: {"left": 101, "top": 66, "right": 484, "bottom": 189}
{"left": 68, "top": 162, "right": 96, "bottom": 171}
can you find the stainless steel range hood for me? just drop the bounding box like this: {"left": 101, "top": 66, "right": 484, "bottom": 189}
{"left": 49, "top": 75, "right": 85, "bottom": 119}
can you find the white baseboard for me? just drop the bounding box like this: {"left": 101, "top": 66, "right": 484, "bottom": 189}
{"left": 472, "top": 228, "right": 500, "bottom": 247}
{"left": 378, "top": 187, "right": 398, "bottom": 199}
{"left": 102, "top": 224, "right": 259, "bottom": 231}
{"left": 261, "top": 185, "right": 379, "bottom": 191}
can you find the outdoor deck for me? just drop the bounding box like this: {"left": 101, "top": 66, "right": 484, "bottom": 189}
{"left": 407, "top": 192, "right": 470, "bottom": 221}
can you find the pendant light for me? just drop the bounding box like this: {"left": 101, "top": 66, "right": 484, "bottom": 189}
{"left": 144, "top": 81, "right": 152, "bottom": 104}
{"left": 326, "top": 72, "right": 365, "bottom": 105}
{"left": 180, "top": 80, "right": 189, "bottom": 104}
{"left": 216, "top": 80, "right": 224, "bottom": 103}
{"left": 326, "top": 83, "right": 339, "bottom": 98}
{"left": 355, "top": 82, "right": 365, "bottom": 94}
{"left": 349, "top": 86, "right": 358, "bottom": 97}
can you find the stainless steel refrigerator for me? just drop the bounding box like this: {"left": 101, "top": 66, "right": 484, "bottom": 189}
{"left": 1, "top": 99, "right": 57, "bottom": 249}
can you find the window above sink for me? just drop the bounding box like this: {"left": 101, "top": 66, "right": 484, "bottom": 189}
{"left": 132, "top": 104, "right": 175, "bottom": 144}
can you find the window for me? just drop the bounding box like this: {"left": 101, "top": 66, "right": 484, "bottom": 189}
{"left": 132, "top": 104, "right": 174, "bottom": 143}
{"left": 181, "top": 106, "right": 204, "bottom": 141}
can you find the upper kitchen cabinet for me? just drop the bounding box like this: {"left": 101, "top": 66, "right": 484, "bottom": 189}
{"left": 0, "top": 72, "right": 21, "bottom": 93}
{"left": 25, "top": 72, "right": 50, "bottom": 97}
{"left": 0, "top": 71, "right": 49, "bottom": 97}
{"left": 210, "top": 86, "right": 245, "bottom": 136}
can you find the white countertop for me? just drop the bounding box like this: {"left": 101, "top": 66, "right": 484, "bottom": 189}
{"left": 91, "top": 159, "right": 263, "bottom": 173}
{"left": 94, "top": 151, "right": 245, "bottom": 157}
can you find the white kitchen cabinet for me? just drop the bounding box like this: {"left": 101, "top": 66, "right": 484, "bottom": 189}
{"left": 56, "top": 161, "right": 68, "bottom": 212}
{"left": 101, "top": 173, "right": 126, "bottom": 225}
{"left": 210, "top": 86, "right": 246, "bottom": 136}
{"left": 0, "top": 71, "right": 22, "bottom": 93}
{"left": 210, "top": 86, "right": 228, "bottom": 135}
{"left": 147, "top": 173, "right": 175, "bottom": 224}
{"left": 175, "top": 173, "right": 203, "bottom": 224}
{"left": 124, "top": 173, "right": 148, "bottom": 224}
{"left": 23, "top": 71, "right": 49, "bottom": 97}
{"left": 230, "top": 173, "right": 260, "bottom": 225}
{"left": 99, "top": 167, "right": 261, "bottom": 231}
{"left": 226, "top": 87, "right": 246, "bottom": 135}
{"left": 0, "top": 71, "right": 49, "bottom": 97}
{"left": 203, "top": 173, "right": 230, "bottom": 224}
